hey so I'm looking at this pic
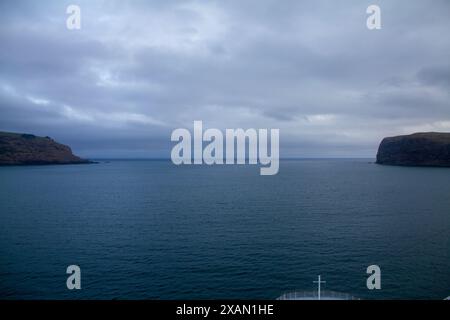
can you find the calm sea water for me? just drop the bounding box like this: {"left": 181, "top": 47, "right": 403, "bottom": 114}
{"left": 0, "top": 159, "right": 449, "bottom": 299}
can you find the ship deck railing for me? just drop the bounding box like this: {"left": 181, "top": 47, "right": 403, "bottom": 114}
{"left": 277, "top": 290, "right": 360, "bottom": 300}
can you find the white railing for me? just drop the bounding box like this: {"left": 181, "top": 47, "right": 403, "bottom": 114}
{"left": 277, "top": 290, "right": 359, "bottom": 300}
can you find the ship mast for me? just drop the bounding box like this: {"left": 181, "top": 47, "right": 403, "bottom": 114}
{"left": 313, "top": 275, "right": 326, "bottom": 300}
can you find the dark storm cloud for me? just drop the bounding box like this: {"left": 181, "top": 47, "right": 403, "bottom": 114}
{"left": 1, "top": 0, "right": 449, "bottom": 157}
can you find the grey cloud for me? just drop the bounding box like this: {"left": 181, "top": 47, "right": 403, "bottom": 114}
{"left": 1, "top": 0, "right": 450, "bottom": 158}
{"left": 417, "top": 66, "right": 450, "bottom": 88}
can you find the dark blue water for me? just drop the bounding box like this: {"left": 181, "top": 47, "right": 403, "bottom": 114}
{"left": 0, "top": 159, "right": 449, "bottom": 299}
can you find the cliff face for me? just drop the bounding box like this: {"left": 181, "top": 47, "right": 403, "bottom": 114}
{"left": 0, "top": 132, "right": 91, "bottom": 165}
{"left": 376, "top": 132, "right": 450, "bottom": 167}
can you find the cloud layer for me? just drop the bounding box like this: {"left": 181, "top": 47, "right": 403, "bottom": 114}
{"left": 1, "top": 0, "right": 449, "bottom": 157}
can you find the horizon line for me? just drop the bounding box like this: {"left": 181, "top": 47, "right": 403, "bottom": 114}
{"left": 88, "top": 157, "right": 376, "bottom": 160}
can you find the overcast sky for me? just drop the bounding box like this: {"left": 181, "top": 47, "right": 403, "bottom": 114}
{"left": 1, "top": 0, "right": 449, "bottom": 158}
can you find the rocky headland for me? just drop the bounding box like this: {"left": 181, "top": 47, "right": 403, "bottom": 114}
{"left": 376, "top": 132, "right": 450, "bottom": 167}
{"left": 0, "top": 131, "right": 93, "bottom": 165}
